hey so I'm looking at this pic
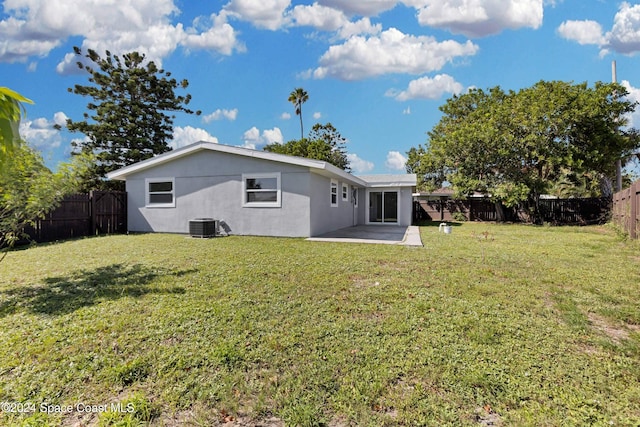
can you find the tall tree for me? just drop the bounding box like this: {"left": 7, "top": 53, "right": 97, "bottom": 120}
{"left": 61, "top": 47, "right": 200, "bottom": 190}
{"left": 0, "top": 87, "right": 33, "bottom": 165}
{"left": 264, "top": 122, "right": 350, "bottom": 171}
{"left": 307, "top": 122, "right": 350, "bottom": 171}
{"left": 407, "top": 80, "right": 640, "bottom": 222}
{"left": 288, "top": 88, "right": 308, "bottom": 140}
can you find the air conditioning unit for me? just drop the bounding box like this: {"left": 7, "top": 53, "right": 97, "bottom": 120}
{"left": 189, "top": 218, "right": 218, "bottom": 238}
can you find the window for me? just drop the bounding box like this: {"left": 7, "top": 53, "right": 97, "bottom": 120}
{"left": 243, "top": 173, "right": 281, "bottom": 207}
{"left": 330, "top": 179, "right": 338, "bottom": 207}
{"left": 146, "top": 178, "right": 175, "bottom": 207}
{"left": 342, "top": 183, "right": 349, "bottom": 201}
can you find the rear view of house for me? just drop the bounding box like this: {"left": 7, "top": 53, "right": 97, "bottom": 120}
{"left": 107, "top": 142, "right": 416, "bottom": 237}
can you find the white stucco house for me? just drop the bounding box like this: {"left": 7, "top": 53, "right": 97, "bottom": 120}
{"left": 106, "top": 141, "right": 416, "bottom": 237}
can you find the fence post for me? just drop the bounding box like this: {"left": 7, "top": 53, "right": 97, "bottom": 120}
{"left": 631, "top": 181, "right": 638, "bottom": 239}
{"left": 90, "top": 190, "right": 96, "bottom": 236}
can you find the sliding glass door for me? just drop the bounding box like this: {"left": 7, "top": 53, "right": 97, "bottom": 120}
{"left": 368, "top": 191, "right": 398, "bottom": 223}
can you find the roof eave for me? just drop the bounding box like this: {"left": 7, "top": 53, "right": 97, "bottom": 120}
{"left": 105, "top": 141, "right": 361, "bottom": 183}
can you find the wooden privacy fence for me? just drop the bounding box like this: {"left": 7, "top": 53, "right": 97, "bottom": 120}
{"left": 414, "top": 196, "right": 611, "bottom": 225}
{"left": 612, "top": 180, "right": 640, "bottom": 239}
{"left": 23, "top": 191, "right": 127, "bottom": 243}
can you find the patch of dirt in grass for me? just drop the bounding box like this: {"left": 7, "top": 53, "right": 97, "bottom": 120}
{"left": 628, "top": 323, "right": 640, "bottom": 333}
{"left": 349, "top": 275, "right": 381, "bottom": 289}
{"left": 158, "top": 409, "right": 284, "bottom": 427}
{"left": 475, "top": 406, "right": 503, "bottom": 426}
{"left": 218, "top": 415, "right": 284, "bottom": 426}
{"left": 579, "top": 343, "right": 602, "bottom": 355}
{"left": 64, "top": 412, "right": 98, "bottom": 427}
{"left": 156, "top": 410, "right": 196, "bottom": 426}
{"left": 543, "top": 292, "right": 554, "bottom": 310}
{"left": 588, "top": 313, "right": 630, "bottom": 343}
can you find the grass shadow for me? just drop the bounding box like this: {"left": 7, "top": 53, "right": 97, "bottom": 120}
{"left": 0, "top": 263, "right": 193, "bottom": 317}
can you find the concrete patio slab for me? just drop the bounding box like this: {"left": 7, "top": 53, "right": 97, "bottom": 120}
{"left": 307, "top": 225, "right": 423, "bottom": 246}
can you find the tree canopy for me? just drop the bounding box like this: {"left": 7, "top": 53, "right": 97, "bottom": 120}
{"left": 264, "top": 122, "right": 350, "bottom": 171}
{"left": 61, "top": 47, "right": 200, "bottom": 190}
{"left": 0, "top": 143, "right": 92, "bottom": 260}
{"left": 407, "top": 80, "right": 640, "bottom": 222}
{"left": 0, "top": 88, "right": 90, "bottom": 259}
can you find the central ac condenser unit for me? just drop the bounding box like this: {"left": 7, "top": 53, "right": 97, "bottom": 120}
{"left": 189, "top": 218, "right": 218, "bottom": 238}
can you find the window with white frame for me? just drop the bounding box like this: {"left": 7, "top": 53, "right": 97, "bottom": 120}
{"left": 330, "top": 179, "right": 338, "bottom": 207}
{"left": 242, "top": 173, "right": 281, "bottom": 207}
{"left": 146, "top": 178, "right": 175, "bottom": 207}
{"left": 342, "top": 183, "right": 349, "bottom": 201}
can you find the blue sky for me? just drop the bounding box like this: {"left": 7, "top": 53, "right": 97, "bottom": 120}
{"left": 3, "top": 0, "right": 640, "bottom": 175}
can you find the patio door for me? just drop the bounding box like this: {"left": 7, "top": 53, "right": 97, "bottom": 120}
{"left": 368, "top": 191, "right": 398, "bottom": 223}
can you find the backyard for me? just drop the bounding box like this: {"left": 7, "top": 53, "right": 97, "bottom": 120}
{"left": 0, "top": 223, "right": 639, "bottom": 426}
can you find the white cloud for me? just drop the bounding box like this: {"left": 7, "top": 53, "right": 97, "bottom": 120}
{"left": 313, "top": 112, "right": 322, "bottom": 119}
{"left": 621, "top": 80, "right": 640, "bottom": 128}
{"left": 53, "top": 111, "right": 69, "bottom": 127}
{"left": 415, "top": 0, "right": 544, "bottom": 38}
{"left": 281, "top": 112, "right": 292, "bottom": 120}
{"left": 0, "top": 1, "right": 244, "bottom": 67}
{"left": 288, "top": 3, "right": 381, "bottom": 38}
{"left": 312, "top": 28, "right": 479, "bottom": 80}
{"left": 336, "top": 17, "right": 382, "bottom": 39}
{"left": 387, "top": 74, "right": 464, "bottom": 101}
{"left": 262, "top": 127, "right": 284, "bottom": 144}
{"left": 403, "top": 107, "right": 411, "bottom": 115}
{"left": 289, "top": 3, "right": 347, "bottom": 32}
{"left": 347, "top": 153, "right": 374, "bottom": 173}
{"left": 385, "top": 150, "right": 407, "bottom": 170}
{"left": 557, "top": 20, "right": 605, "bottom": 46}
{"left": 203, "top": 108, "right": 239, "bottom": 123}
{"left": 606, "top": 2, "right": 640, "bottom": 55}
{"left": 559, "top": 3, "right": 640, "bottom": 56}
{"left": 224, "top": 0, "right": 291, "bottom": 30}
{"left": 241, "top": 126, "right": 283, "bottom": 149}
{"left": 242, "top": 126, "right": 261, "bottom": 149}
{"left": 171, "top": 126, "right": 218, "bottom": 149}
{"left": 19, "top": 113, "right": 66, "bottom": 151}
{"left": 317, "top": 0, "right": 398, "bottom": 17}
{"left": 183, "top": 12, "right": 246, "bottom": 55}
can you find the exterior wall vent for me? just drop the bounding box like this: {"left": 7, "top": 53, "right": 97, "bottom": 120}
{"left": 189, "top": 218, "right": 218, "bottom": 238}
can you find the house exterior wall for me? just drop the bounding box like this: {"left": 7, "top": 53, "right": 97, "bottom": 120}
{"left": 353, "top": 187, "right": 366, "bottom": 225}
{"left": 365, "top": 186, "right": 414, "bottom": 226}
{"left": 125, "top": 150, "right": 312, "bottom": 237}
{"left": 309, "top": 174, "right": 363, "bottom": 236}
{"left": 398, "top": 186, "right": 414, "bottom": 226}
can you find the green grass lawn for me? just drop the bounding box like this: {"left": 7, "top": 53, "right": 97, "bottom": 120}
{"left": 1, "top": 223, "right": 639, "bottom": 426}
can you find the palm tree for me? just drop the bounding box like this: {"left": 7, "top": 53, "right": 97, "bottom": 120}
{"left": 288, "top": 88, "right": 308, "bottom": 140}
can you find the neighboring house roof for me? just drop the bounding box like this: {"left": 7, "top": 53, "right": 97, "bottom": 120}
{"left": 106, "top": 141, "right": 417, "bottom": 187}
{"left": 413, "top": 188, "right": 488, "bottom": 198}
{"left": 414, "top": 187, "right": 455, "bottom": 197}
